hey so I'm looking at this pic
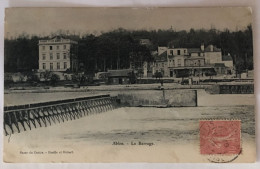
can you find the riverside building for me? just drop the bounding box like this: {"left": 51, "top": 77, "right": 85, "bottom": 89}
{"left": 38, "top": 36, "right": 78, "bottom": 72}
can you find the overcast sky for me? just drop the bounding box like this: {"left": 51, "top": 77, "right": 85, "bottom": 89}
{"left": 5, "top": 7, "right": 252, "bottom": 38}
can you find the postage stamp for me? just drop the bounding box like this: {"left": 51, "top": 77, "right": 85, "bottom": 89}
{"left": 200, "top": 120, "right": 241, "bottom": 155}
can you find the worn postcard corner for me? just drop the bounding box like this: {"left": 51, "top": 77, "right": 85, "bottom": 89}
{"left": 3, "top": 7, "right": 255, "bottom": 163}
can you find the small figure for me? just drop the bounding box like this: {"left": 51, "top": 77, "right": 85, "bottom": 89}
{"left": 160, "top": 80, "right": 164, "bottom": 86}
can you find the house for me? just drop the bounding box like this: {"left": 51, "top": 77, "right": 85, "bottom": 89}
{"left": 152, "top": 51, "right": 169, "bottom": 77}
{"left": 143, "top": 61, "right": 153, "bottom": 78}
{"left": 166, "top": 45, "right": 215, "bottom": 78}
{"left": 38, "top": 36, "right": 78, "bottom": 72}
{"left": 152, "top": 43, "right": 231, "bottom": 78}
{"left": 139, "top": 39, "right": 152, "bottom": 46}
{"left": 214, "top": 63, "right": 227, "bottom": 74}
{"left": 107, "top": 69, "right": 135, "bottom": 85}
{"left": 221, "top": 54, "right": 233, "bottom": 67}
{"left": 204, "top": 45, "right": 222, "bottom": 64}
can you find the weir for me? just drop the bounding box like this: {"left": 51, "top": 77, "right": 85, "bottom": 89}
{"left": 3, "top": 90, "right": 198, "bottom": 136}
{"left": 206, "top": 84, "right": 254, "bottom": 94}
{"left": 4, "top": 94, "right": 118, "bottom": 136}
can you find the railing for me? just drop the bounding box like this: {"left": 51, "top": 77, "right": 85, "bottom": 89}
{"left": 219, "top": 84, "right": 254, "bottom": 94}
{"left": 4, "top": 95, "right": 118, "bottom": 135}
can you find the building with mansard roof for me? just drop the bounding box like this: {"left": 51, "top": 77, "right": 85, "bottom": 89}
{"left": 152, "top": 44, "right": 233, "bottom": 78}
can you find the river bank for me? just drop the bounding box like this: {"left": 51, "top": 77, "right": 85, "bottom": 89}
{"left": 4, "top": 89, "right": 254, "bottom": 107}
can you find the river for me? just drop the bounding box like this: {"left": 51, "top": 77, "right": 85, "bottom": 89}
{"left": 3, "top": 90, "right": 256, "bottom": 162}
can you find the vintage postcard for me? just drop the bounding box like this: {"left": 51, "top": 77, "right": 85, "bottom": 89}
{"left": 3, "top": 7, "right": 255, "bottom": 163}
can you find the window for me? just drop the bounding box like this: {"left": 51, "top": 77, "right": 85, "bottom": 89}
{"left": 63, "top": 45, "right": 66, "bottom": 49}
{"left": 42, "top": 63, "right": 46, "bottom": 70}
{"left": 50, "top": 53, "right": 53, "bottom": 60}
{"left": 170, "top": 50, "right": 173, "bottom": 55}
{"left": 190, "top": 61, "right": 194, "bottom": 66}
{"left": 178, "top": 59, "right": 181, "bottom": 66}
{"left": 42, "top": 46, "right": 45, "bottom": 50}
{"left": 57, "top": 53, "right": 60, "bottom": 59}
{"left": 50, "top": 46, "right": 52, "bottom": 50}
{"left": 42, "top": 54, "right": 46, "bottom": 60}
{"left": 63, "top": 53, "right": 67, "bottom": 59}
{"left": 184, "top": 50, "right": 186, "bottom": 53}
{"left": 177, "top": 50, "right": 181, "bottom": 55}
{"left": 50, "top": 63, "right": 53, "bottom": 70}
{"left": 56, "top": 45, "right": 59, "bottom": 50}
{"left": 57, "top": 62, "right": 60, "bottom": 70}
{"left": 64, "top": 62, "right": 67, "bottom": 69}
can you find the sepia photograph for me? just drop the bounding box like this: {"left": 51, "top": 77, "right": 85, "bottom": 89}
{"left": 3, "top": 7, "right": 255, "bottom": 163}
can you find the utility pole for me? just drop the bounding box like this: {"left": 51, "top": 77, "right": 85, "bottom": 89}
{"left": 104, "top": 58, "right": 106, "bottom": 72}
{"left": 117, "top": 46, "right": 120, "bottom": 70}
{"left": 198, "top": 60, "right": 201, "bottom": 84}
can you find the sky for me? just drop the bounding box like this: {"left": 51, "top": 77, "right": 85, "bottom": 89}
{"left": 4, "top": 7, "right": 252, "bottom": 38}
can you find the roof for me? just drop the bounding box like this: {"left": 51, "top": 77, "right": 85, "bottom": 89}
{"left": 204, "top": 45, "right": 221, "bottom": 52}
{"left": 222, "top": 55, "right": 233, "bottom": 61}
{"left": 214, "top": 63, "right": 226, "bottom": 67}
{"left": 39, "top": 36, "right": 78, "bottom": 44}
{"left": 154, "top": 51, "right": 167, "bottom": 61}
{"left": 107, "top": 69, "right": 133, "bottom": 77}
{"left": 187, "top": 48, "right": 202, "bottom": 53}
{"left": 140, "top": 39, "right": 151, "bottom": 45}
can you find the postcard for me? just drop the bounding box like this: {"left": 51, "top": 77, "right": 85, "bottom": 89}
{"left": 3, "top": 7, "right": 255, "bottom": 163}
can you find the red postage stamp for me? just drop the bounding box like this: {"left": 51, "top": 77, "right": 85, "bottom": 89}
{"left": 200, "top": 120, "right": 241, "bottom": 155}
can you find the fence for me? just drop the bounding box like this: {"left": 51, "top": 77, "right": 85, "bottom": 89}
{"left": 219, "top": 84, "right": 254, "bottom": 94}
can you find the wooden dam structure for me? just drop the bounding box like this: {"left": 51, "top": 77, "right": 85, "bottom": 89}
{"left": 4, "top": 94, "right": 118, "bottom": 136}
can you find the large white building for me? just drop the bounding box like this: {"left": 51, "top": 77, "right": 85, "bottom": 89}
{"left": 152, "top": 44, "right": 234, "bottom": 77}
{"left": 38, "top": 36, "right": 78, "bottom": 72}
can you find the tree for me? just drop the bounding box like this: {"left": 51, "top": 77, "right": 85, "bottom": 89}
{"left": 128, "top": 71, "right": 136, "bottom": 84}
{"left": 25, "top": 72, "right": 40, "bottom": 82}
{"left": 71, "top": 73, "right": 80, "bottom": 83}
{"left": 41, "top": 70, "right": 52, "bottom": 82}
{"left": 154, "top": 72, "right": 163, "bottom": 80}
{"left": 4, "top": 26, "right": 253, "bottom": 75}
{"left": 50, "top": 74, "right": 60, "bottom": 86}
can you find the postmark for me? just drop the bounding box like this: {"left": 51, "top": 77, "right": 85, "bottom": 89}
{"left": 199, "top": 120, "right": 241, "bottom": 162}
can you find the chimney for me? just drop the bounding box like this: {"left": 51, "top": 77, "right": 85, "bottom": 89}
{"left": 200, "top": 43, "right": 204, "bottom": 52}
{"left": 210, "top": 45, "right": 213, "bottom": 52}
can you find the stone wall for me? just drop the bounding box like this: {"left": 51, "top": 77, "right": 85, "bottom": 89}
{"left": 117, "top": 90, "right": 197, "bottom": 107}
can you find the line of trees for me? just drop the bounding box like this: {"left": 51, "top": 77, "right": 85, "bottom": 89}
{"left": 4, "top": 25, "right": 253, "bottom": 74}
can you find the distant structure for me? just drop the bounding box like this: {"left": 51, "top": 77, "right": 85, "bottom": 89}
{"left": 139, "top": 39, "right": 152, "bottom": 46}
{"left": 107, "top": 69, "right": 135, "bottom": 85}
{"left": 38, "top": 36, "right": 78, "bottom": 72}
